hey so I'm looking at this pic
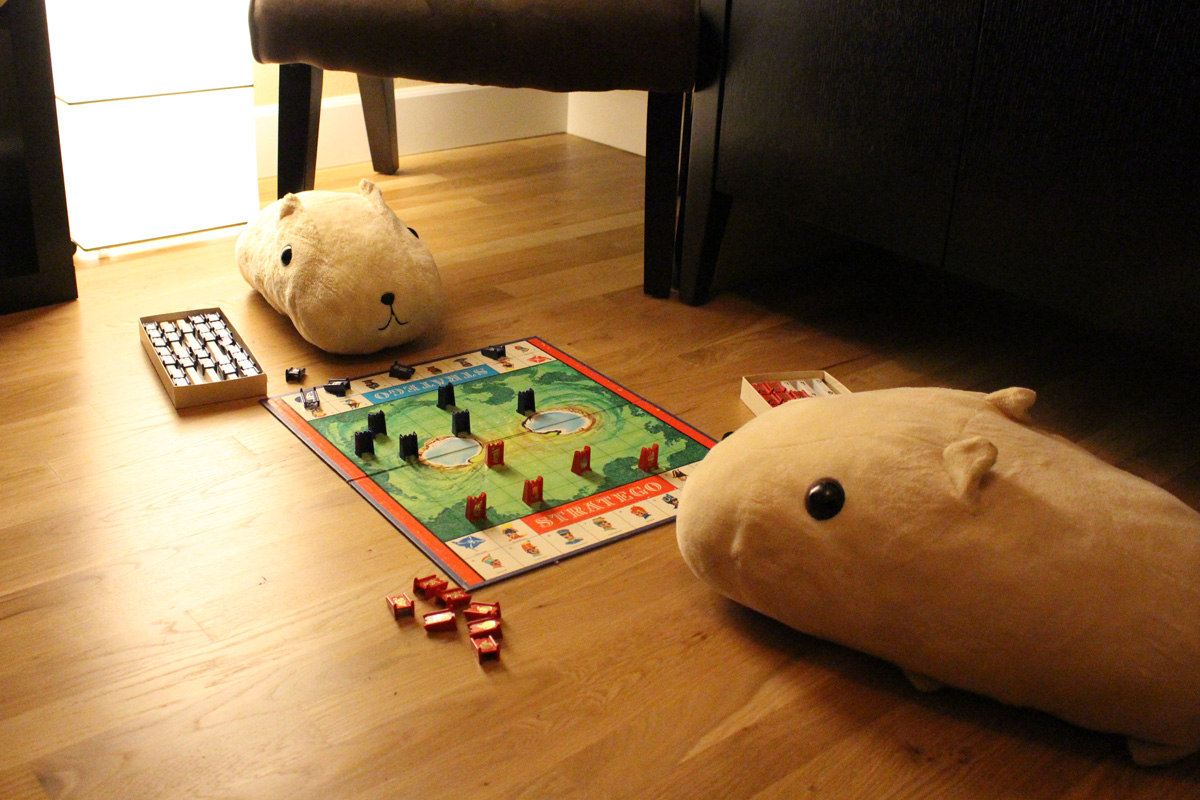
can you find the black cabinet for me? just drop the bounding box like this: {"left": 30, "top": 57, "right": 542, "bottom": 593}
{"left": 1, "top": 0, "right": 75, "bottom": 315}
{"left": 681, "top": 0, "right": 1200, "bottom": 349}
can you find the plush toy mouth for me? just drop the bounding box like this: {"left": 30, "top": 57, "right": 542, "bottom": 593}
{"left": 378, "top": 292, "right": 410, "bottom": 331}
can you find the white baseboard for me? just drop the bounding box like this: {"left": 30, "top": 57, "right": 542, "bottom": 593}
{"left": 566, "top": 91, "right": 649, "bottom": 156}
{"left": 255, "top": 83, "right": 570, "bottom": 178}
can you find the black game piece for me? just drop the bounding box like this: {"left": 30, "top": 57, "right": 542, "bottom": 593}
{"left": 285, "top": 367, "right": 306, "bottom": 383}
{"left": 389, "top": 361, "right": 416, "bottom": 380}
{"left": 481, "top": 344, "right": 506, "bottom": 360}
{"left": 325, "top": 378, "right": 351, "bottom": 396}
{"left": 302, "top": 388, "right": 320, "bottom": 410}
{"left": 517, "top": 388, "right": 535, "bottom": 415}
{"left": 451, "top": 409, "right": 471, "bottom": 437}
{"left": 368, "top": 410, "right": 387, "bottom": 436}
{"left": 437, "top": 383, "right": 456, "bottom": 410}
{"left": 354, "top": 430, "right": 375, "bottom": 457}
{"left": 399, "top": 432, "right": 419, "bottom": 459}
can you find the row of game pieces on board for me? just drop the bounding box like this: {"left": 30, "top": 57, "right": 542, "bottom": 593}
{"left": 143, "top": 313, "right": 262, "bottom": 386}
{"left": 386, "top": 576, "right": 503, "bottom": 664}
{"left": 284, "top": 344, "right": 511, "bottom": 413}
{"left": 751, "top": 376, "right": 837, "bottom": 408}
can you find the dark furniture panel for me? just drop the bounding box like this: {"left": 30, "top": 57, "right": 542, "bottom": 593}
{"left": 0, "top": 0, "right": 76, "bottom": 315}
{"left": 682, "top": 0, "right": 1199, "bottom": 351}
{"left": 944, "top": 1, "right": 1200, "bottom": 346}
{"left": 716, "top": 0, "right": 981, "bottom": 266}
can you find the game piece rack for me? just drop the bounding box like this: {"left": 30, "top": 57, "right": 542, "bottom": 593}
{"left": 263, "top": 338, "right": 716, "bottom": 589}
{"left": 740, "top": 370, "right": 851, "bottom": 415}
{"left": 139, "top": 308, "right": 267, "bottom": 408}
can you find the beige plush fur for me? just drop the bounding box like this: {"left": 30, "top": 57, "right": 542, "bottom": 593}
{"left": 236, "top": 179, "right": 443, "bottom": 354}
{"left": 676, "top": 387, "right": 1200, "bottom": 765}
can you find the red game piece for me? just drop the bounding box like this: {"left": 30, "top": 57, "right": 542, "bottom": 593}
{"left": 486, "top": 440, "right": 505, "bottom": 468}
{"left": 464, "top": 601, "right": 501, "bottom": 621}
{"left": 423, "top": 609, "right": 457, "bottom": 632}
{"left": 465, "top": 492, "right": 488, "bottom": 522}
{"left": 522, "top": 476, "right": 544, "bottom": 506}
{"left": 385, "top": 593, "right": 414, "bottom": 619}
{"left": 638, "top": 444, "right": 659, "bottom": 472}
{"left": 472, "top": 635, "right": 501, "bottom": 662}
{"left": 439, "top": 588, "right": 472, "bottom": 611}
{"left": 468, "top": 617, "right": 502, "bottom": 639}
{"left": 413, "top": 575, "right": 449, "bottom": 599}
{"left": 571, "top": 446, "right": 591, "bottom": 475}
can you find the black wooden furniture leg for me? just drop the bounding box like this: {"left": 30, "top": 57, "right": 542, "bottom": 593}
{"left": 277, "top": 63, "right": 323, "bottom": 196}
{"left": 357, "top": 75, "right": 399, "bottom": 176}
{"left": 679, "top": 78, "right": 724, "bottom": 305}
{"left": 644, "top": 91, "right": 685, "bottom": 298}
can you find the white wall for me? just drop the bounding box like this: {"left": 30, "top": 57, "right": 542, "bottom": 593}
{"left": 255, "top": 85, "right": 650, "bottom": 177}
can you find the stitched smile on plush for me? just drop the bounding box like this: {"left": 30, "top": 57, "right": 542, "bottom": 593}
{"left": 377, "top": 292, "right": 410, "bottom": 331}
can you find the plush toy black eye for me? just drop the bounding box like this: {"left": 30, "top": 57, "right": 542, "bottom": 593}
{"left": 805, "top": 478, "right": 845, "bottom": 520}
{"left": 280, "top": 245, "right": 293, "bottom": 266}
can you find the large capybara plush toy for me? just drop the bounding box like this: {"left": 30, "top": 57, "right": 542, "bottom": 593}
{"left": 677, "top": 386, "right": 1200, "bottom": 765}
{"left": 237, "top": 178, "right": 443, "bottom": 354}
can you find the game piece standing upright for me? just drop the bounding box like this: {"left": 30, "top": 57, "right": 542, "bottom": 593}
{"left": 368, "top": 410, "right": 387, "bottom": 436}
{"left": 486, "top": 441, "right": 505, "bottom": 468}
{"left": 437, "top": 383, "right": 456, "bottom": 410}
{"left": 638, "top": 444, "right": 659, "bottom": 472}
{"left": 466, "top": 493, "right": 488, "bottom": 522}
{"left": 522, "top": 476, "right": 544, "bottom": 507}
{"left": 517, "top": 388, "right": 535, "bottom": 415}
{"left": 354, "top": 430, "right": 376, "bottom": 457}
{"left": 399, "top": 432, "right": 419, "bottom": 460}
{"left": 452, "top": 409, "right": 471, "bottom": 437}
{"left": 571, "top": 446, "right": 592, "bottom": 475}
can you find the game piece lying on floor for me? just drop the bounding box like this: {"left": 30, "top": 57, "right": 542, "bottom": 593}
{"left": 386, "top": 593, "right": 414, "bottom": 619}
{"left": 472, "top": 635, "right": 501, "bottom": 663}
{"left": 263, "top": 338, "right": 713, "bottom": 589}
{"left": 140, "top": 308, "right": 266, "bottom": 409}
{"left": 286, "top": 367, "right": 306, "bottom": 383}
{"left": 468, "top": 618, "right": 502, "bottom": 639}
{"left": 464, "top": 601, "right": 500, "bottom": 621}
{"left": 678, "top": 385, "right": 1200, "bottom": 766}
{"left": 422, "top": 609, "right": 456, "bottom": 632}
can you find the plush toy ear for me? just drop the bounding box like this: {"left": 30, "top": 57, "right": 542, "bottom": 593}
{"left": 943, "top": 436, "right": 998, "bottom": 506}
{"left": 277, "top": 193, "right": 304, "bottom": 220}
{"left": 359, "top": 178, "right": 392, "bottom": 216}
{"left": 985, "top": 387, "right": 1036, "bottom": 422}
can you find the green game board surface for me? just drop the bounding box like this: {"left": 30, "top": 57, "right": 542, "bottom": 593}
{"left": 308, "top": 360, "right": 709, "bottom": 540}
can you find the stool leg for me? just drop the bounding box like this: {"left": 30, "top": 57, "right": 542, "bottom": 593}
{"left": 644, "top": 91, "right": 685, "bottom": 298}
{"left": 277, "top": 63, "right": 323, "bottom": 197}
{"left": 357, "top": 75, "right": 399, "bottom": 176}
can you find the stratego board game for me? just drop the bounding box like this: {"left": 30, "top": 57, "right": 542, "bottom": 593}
{"left": 263, "top": 338, "right": 716, "bottom": 589}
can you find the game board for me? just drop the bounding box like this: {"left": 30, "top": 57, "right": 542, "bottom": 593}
{"left": 263, "top": 338, "right": 715, "bottom": 589}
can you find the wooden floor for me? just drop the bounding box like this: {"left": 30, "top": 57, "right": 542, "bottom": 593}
{"left": 3, "top": 134, "right": 1200, "bottom": 799}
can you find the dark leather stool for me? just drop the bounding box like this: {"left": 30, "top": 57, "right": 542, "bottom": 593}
{"left": 248, "top": 0, "right": 699, "bottom": 296}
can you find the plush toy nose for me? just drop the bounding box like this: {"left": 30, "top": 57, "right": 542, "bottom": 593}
{"left": 380, "top": 292, "right": 395, "bottom": 306}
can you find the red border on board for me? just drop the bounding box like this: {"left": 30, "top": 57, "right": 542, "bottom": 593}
{"left": 353, "top": 478, "right": 486, "bottom": 586}
{"left": 529, "top": 338, "right": 717, "bottom": 447}
{"left": 267, "top": 397, "right": 367, "bottom": 481}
